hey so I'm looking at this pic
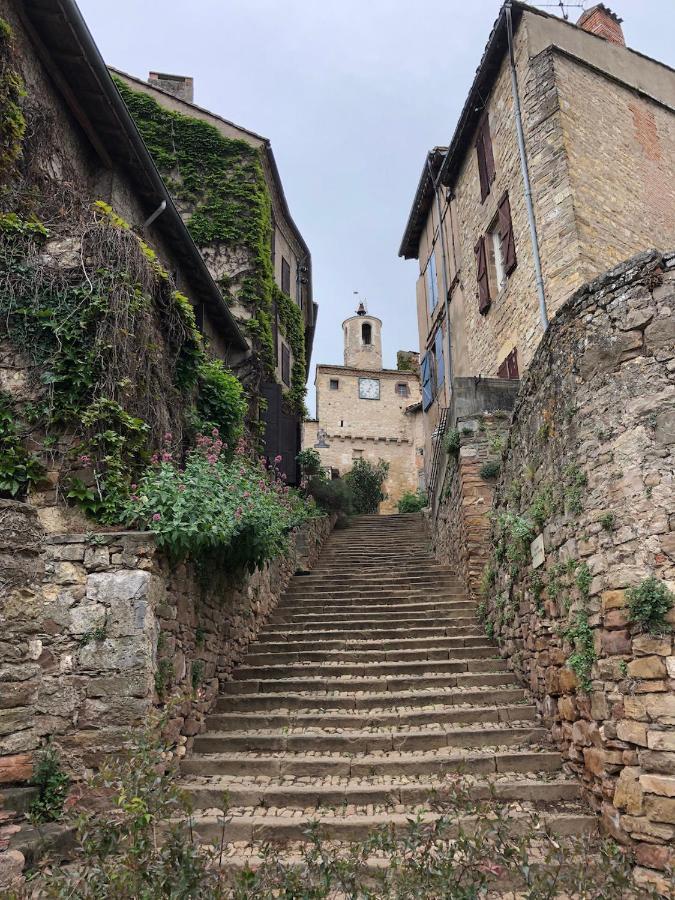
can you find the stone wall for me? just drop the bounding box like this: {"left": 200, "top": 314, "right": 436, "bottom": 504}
{"left": 0, "top": 512, "right": 333, "bottom": 783}
{"left": 483, "top": 250, "right": 675, "bottom": 893}
{"left": 429, "top": 414, "right": 511, "bottom": 600}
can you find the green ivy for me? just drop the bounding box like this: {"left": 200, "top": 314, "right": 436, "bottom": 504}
{"left": 0, "top": 19, "right": 26, "bottom": 182}
{"left": 275, "top": 285, "right": 307, "bottom": 415}
{"left": 565, "top": 608, "right": 596, "bottom": 692}
{"left": 194, "top": 358, "right": 247, "bottom": 449}
{"left": 0, "top": 392, "right": 43, "bottom": 498}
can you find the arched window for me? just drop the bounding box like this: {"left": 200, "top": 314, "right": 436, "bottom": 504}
{"left": 362, "top": 323, "right": 372, "bottom": 345}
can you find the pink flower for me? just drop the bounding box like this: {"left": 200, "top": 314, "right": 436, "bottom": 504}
{"left": 131, "top": 483, "right": 137, "bottom": 490}
{"left": 212, "top": 428, "right": 219, "bottom": 437}
{"left": 207, "top": 454, "right": 217, "bottom": 464}
{"left": 130, "top": 494, "right": 139, "bottom": 502}
{"left": 164, "top": 432, "right": 172, "bottom": 442}
{"left": 274, "top": 455, "right": 283, "bottom": 464}
{"left": 78, "top": 454, "right": 91, "bottom": 466}
{"left": 161, "top": 451, "right": 172, "bottom": 462}
{"left": 243, "top": 491, "right": 251, "bottom": 498}
{"left": 152, "top": 513, "right": 161, "bottom": 522}
{"left": 235, "top": 506, "right": 243, "bottom": 518}
{"left": 151, "top": 453, "right": 159, "bottom": 464}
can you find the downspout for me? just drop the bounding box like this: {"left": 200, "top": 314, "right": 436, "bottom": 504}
{"left": 426, "top": 156, "right": 454, "bottom": 399}
{"left": 143, "top": 199, "right": 167, "bottom": 229}
{"left": 505, "top": 1, "right": 549, "bottom": 330}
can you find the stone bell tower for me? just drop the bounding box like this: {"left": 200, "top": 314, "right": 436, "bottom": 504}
{"left": 343, "top": 302, "right": 383, "bottom": 370}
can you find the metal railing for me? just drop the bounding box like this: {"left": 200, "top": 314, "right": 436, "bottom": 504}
{"left": 427, "top": 407, "right": 449, "bottom": 511}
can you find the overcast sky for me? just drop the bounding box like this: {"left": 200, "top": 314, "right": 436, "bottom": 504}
{"left": 77, "top": 0, "right": 673, "bottom": 416}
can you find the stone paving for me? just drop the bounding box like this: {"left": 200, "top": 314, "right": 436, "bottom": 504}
{"left": 181, "top": 513, "right": 595, "bottom": 866}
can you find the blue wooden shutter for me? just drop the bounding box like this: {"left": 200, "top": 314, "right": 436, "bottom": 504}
{"left": 421, "top": 353, "right": 433, "bottom": 411}
{"left": 435, "top": 328, "right": 445, "bottom": 389}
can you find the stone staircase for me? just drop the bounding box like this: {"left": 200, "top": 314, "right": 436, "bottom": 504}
{"left": 181, "top": 513, "right": 594, "bottom": 868}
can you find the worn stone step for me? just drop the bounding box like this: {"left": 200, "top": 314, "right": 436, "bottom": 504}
{"left": 287, "top": 572, "right": 459, "bottom": 586}
{"left": 181, "top": 748, "right": 563, "bottom": 779}
{"left": 281, "top": 590, "right": 467, "bottom": 603}
{"left": 274, "top": 597, "right": 472, "bottom": 614}
{"left": 205, "top": 703, "right": 536, "bottom": 732}
{"left": 192, "top": 723, "right": 546, "bottom": 755}
{"left": 243, "top": 645, "right": 497, "bottom": 666}
{"left": 213, "top": 686, "right": 528, "bottom": 713}
{"left": 270, "top": 604, "right": 476, "bottom": 624}
{"left": 232, "top": 657, "right": 505, "bottom": 682}
{"left": 190, "top": 809, "right": 594, "bottom": 846}
{"left": 222, "top": 671, "right": 519, "bottom": 695}
{"left": 258, "top": 623, "right": 481, "bottom": 641}
{"left": 182, "top": 775, "right": 581, "bottom": 812}
{"left": 249, "top": 634, "right": 490, "bottom": 653}
{"left": 260, "top": 615, "right": 479, "bottom": 634}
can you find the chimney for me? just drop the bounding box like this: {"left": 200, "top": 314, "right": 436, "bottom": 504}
{"left": 148, "top": 71, "right": 194, "bottom": 103}
{"left": 576, "top": 4, "right": 625, "bottom": 46}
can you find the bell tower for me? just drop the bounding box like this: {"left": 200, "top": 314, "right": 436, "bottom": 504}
{"left": 343, "top": 302, "right": 383, "bottom": 370}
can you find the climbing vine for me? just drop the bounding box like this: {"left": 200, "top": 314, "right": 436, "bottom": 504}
{"left": 0, "top": 19, "right": 26, "bottom": 183}
{"left": 275, "top": 285, "right": 307, "bottom": 415}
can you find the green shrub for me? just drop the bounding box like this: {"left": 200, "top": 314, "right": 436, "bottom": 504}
{"left": 397, "top": 490, "right": 428, "bottom": 513}
{"left": 565, "top": 608, "right": 596, "bottom": 692}
{"left": 0, "top": 392, "right": 43, "bottom": 498}
{"left": 444, "top": 428, "right": 460, "bottom": 456}
{"left": 307, "top": 476, "right": 353, "bottom": 520}
{"left": 194, "top": 358, "right": 247, "bottom": 449}
{"left": 627, "top": 576, "right": 674, "bottom": 635}
{"left": 296, "top": 447, "right": 326, "bottom": 483}
{"left": 345, "top": 458, "right": 389, "bottom": 514}
{"left": 479, "top": 460, "right": 500, "bottom": 480}
{"left": 600, "top": 512, "right": 615, "bottom": 532}
{"left": 29, "top": 744, "right": 70, "bottom": 823}
{"left": 124, "top": 432, "right": 313, "bottom": 571}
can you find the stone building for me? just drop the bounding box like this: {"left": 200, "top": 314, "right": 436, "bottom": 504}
{"left": 399, "top": 2, "right": 675, "bottom": 502}
{"left": 303, "top": 305, "right": 424, "bottom": 513}
{"left": 112, "top": 68, "right": 317, "bottom": 483}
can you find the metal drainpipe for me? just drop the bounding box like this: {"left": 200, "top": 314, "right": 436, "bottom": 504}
{"left": 426, "top": 156, "right": 454, "bottom": 400}
{"left": 506, "top": 1, "right": 549, "bottom": 331}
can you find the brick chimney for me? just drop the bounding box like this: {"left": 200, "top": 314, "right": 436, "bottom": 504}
{"left": 148, "top": 71, "right": 194, "bottom": 103}
{"left": 576, "top": 4, "right": 625, "bottom": 46}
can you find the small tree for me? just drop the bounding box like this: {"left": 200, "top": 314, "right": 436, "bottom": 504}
{"left": 345, "top": 458, "right": 389, "bottom": 514}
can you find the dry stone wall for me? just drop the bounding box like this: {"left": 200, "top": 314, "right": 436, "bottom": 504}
{"left": 482, "top": 250, "right": 675, "bottom": 892}
{"left": 0, "top": 512, "right": 333, "bottom": 782}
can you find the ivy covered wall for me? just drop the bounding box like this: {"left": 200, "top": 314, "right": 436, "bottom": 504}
{"left": 114, "top": 78, "right": 307, "bottom": 416}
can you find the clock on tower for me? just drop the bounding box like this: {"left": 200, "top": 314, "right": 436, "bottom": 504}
{"left": 359, "top": 377, "right": 380, "bottom": 400}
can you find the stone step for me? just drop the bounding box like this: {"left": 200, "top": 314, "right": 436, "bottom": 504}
{"left": 249, "top": 634, "right": 490, "bottom": 653}
{"left": 258, "top": 623, "right": 481, "bottom": 641}
{"left": 192, "top": 724, "right": 546, "bottom": 755}
{"left": 222, "top": 671, "right": 519, "bottom": 695}
{"left": 181, "top": 748, "right": 564, "bottom": 779}
{"left": 213, "top": 686, "right": 528, "bottom": 713}
{"left": 288, "top": 572, "right": 459, "bottom": 585}
{"left": 282, "top": 589, "right": 467, "bottom": 602}
{"left": 190, "top": 809, "right": 595, "bottom": 846}
{"left": 260, "top": 615, "right": 480, "bottom": 634}
{"left": 232, "top": 657, "right": 505, "bottom": 682}
{"left": 270, "top": 604, "right": 475, "bottom": 623}
{"left": 274, "top": 596, "right": 472, "bottom": 612}
{"left": 182, "top": 775, "right": 581, "bottom": 812}
{"left": 243, "top": 645, "right": 497, "bottom": 666}
{"left": 205, "top": 703, "right": 536, "bottom": 732}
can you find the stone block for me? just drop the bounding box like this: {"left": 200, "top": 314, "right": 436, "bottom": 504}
{"left": 601, "top": 629, "right": 632, "bottom": 655}
{"left": 640, "top": 774, "right": 675, "bottom": 798}
{"left": 616, "top": 720, "right": 648, "bottom": 746}
{"left": 647, "top": 731, "right": 675, "bottom": 752}
{"left": 0, "top": 754, "right": 32, "bottom": 784}
{"left": 613, "top": 766, "right": 643, "bottom": 815}
{"left": 638, "top": 750, "right": 675, "bottom": 775}
{"left": 635, "top": 842, "right": 675, "bottom": 873}
{"left": 644, "top": 794, "right": 675, "bottom": 824}
{"left": 645, "top": 694, "right": 675, "bottom": 718}
{"left": 627, "top": 656, "right": 667, "bottom": 680}
{"left": 633, "top": 634, "right": 672, "bottom": 656}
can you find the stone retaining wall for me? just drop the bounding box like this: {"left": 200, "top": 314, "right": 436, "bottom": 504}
{"left": 483, "top": 250, "right": 675, "bottom": 893}
{"left": 0, "top": 513, "right": 333, "bottom": 782}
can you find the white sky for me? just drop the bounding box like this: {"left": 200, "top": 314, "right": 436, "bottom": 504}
{"left": 76, "top": 0, "right": 674, "bottom": 415}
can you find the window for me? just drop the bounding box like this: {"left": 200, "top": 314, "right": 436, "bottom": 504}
{"left": 395, "top": 383, "right": 409, "bottom": 398}
{"left": 425, "top": 248, "right": 439, "bottom": 314}
{"left": 352, "top": 449, "right": 364, "bottom": 459}
{"left": 497, "top": 348, "right": 519, "bottom": 380}
{"left": 475, "top": 113, "right": 496, "bottom": 202}
{"left": 329, "top": 378, "right": 339, "bottom": 390}
{"left": 362, "top": 322, "right": 372, "bottom": 345}
{"left": 281, "top": 343, "right": 291, "bottom": 386}
{"left": 475, "top": 192, "right": 517, "bottom": 314}
{"left": 281, "top": 256, "right": 291, "bottom": 295}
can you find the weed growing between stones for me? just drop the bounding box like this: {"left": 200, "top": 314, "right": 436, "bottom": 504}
{"left": 28, "top": 745, "right": 69, "bottom": 824}
{"left": 627, "top": 576, "right": 674, "bottom": 635}
{"left": 479, "top": 459, "right": 501, "bottom": 480}
{"left": 25, "top": 725, "right": 659, "bottom": 899}
{"left": 397, "top": 489, "right": 428, "bottom": 513}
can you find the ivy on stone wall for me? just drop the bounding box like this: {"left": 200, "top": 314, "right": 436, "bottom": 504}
{"left": 275, "top": 285, "right": 307, "bottom": 415}
{"left": 0, "top": 19, "right": 26, "bottom": 182}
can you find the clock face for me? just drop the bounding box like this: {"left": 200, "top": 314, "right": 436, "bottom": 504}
{"left": 359, "top": 377, "right": 380, "bottom": 400}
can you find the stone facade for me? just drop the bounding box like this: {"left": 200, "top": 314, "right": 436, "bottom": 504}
{"left": 303, "top": 312, "right": 424, "bottom": 513}
{"left": 401, "top": 3, "right": 675, "bottom": 496}
{"left": 0, "top": 510, "right": 333, "bottom": 788}
{"left": 479, "top": 251, "right": 675, "bottom": 892}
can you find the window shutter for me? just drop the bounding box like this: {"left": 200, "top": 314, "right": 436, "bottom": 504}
{"left": 498, "top": 192, "right": 517, "bottom": 275}
{"left": 281, "top": 257, "right": 291, "bottom": 295}
{"left": 281, "top": 343, "right": 291, "bottom": 386}
{"left": 475, "top": 115, "right": 496, "bottom": 202}
{"left": 474, "top": 237, "right": 490, "bottom": 313}
{"left": 434, "top": 327, "right": 445, "bottom": 388}
{"left": 421, "top": 354, "right": 433, "bottom": 411}
{"left": 507, "top": 347, "right": 519, "bottom": 379}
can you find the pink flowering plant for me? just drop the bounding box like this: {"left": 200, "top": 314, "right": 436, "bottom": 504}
{"left": 123, "top": 431, "right": 315, "bottom": 570}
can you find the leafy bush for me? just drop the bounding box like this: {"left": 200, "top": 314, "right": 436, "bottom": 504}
{"left": 627, "top": 576, "right": 674, "bottom": 635}
{"left": 307, "top": 476, "right": 353, "bottom": 518}
{"left": 124, "top": 432, "right": 313, "bottom": 571}
{"left": 444, "top": 427, "right": 460, "bottom": 456}
{"left": 194, "top": 358, "right": 247, "bottom": 449}
{"left": 296, "top": 447, "right": 326, "bottom": 483}
{"left": 479, "top": 460, "right": 500, "bottom": 480}
{"left": 0, "top": 392, "right": 43, "bottom": 498}
{"left": 397, "top": 490, "right": 428, "bottom": 513}
{"left": 345, "top": 458, "right": 389, "bottom": 514}
{"left": 29, "top": 744, "right": 70, "bottom": 824}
